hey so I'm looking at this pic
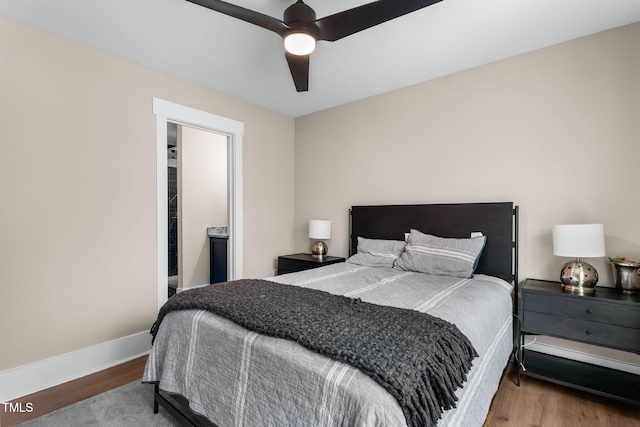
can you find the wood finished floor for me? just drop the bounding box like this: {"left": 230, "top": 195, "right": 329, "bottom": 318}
{"left": 490, "top": 364, "right": 639, "bottom": 427}
{"left": 1, "top": 357, "right": 638, "bottom": 427}
{"left": 0, "top": 356, "right": 148, "bottom": 427}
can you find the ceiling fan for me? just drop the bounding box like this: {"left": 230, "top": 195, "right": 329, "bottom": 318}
{"left": 186, "top": 0, "right": 443, "bottom": 92}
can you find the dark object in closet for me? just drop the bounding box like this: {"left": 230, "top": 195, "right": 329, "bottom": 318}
{"left": 209, "top": 237, "right": 228, "bottom": 284}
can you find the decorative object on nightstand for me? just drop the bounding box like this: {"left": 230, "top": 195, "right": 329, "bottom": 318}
{"left": 552, "top": 223, "right": 605, "bottom": 294}
{"left": 309, "top": 219, "right": 331, "bottom": 258}
{"left": 609, "top": 257, "right": 640, "bottom": 293}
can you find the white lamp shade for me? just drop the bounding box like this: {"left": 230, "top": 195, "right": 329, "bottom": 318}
{"left": 309, "top": 220, "right": 331, "bottom": 239}
{"left": 552, "top": 224, "right": 605, "bottom": 258}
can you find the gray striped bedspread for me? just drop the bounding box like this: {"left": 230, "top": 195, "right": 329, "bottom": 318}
{"left": 143, "top": 262, "right": 514, "bottom": 427}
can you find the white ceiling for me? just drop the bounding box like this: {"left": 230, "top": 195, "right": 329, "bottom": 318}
{"left": 2, "top": 0, "right": 639, "bottom": 117}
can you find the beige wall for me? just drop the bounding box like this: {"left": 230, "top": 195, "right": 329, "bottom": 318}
{"left": 295, "top": 22, "right": 640, "bottom": 279}
{"left": 179, "top": 126, "right": 228, "bottom": 289}
{"left": 0, "top": 15, "right": 295, "bottom": 371}
{"left": 294, "top": 22, "right": 640, "bottom": 366}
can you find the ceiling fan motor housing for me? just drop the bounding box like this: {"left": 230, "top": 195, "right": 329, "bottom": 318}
{"left": 283, "top": 1, "right": 320, "bottom": 37}
{"left": 284, "top": 1, "right": 316, "bottom": 24}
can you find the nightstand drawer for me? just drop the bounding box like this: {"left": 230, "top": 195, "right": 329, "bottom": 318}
{"left": 277, "top": 253, "right": 345, "bottom": 275}
{"left": 523, "top": 292, "right": 639, "bottom": 328}
{"left": 278, "top": 257, "right": 318, "bottom": 273}
{"left": 522, "top": 311, "right": 640, "bottom": 353}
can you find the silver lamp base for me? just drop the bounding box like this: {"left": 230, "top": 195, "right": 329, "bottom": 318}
{"left": 311, "top": 241, "right": 328, "bottom": 259}
{"left": 560, "top": 258, "right": 599, "bottom": 294}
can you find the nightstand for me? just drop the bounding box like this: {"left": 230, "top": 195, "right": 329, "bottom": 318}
{"left": 517, "top": 278, "right": 640, "bottom": 405}
{"left": 277, "top": 253, "right": 345, "bottom": 275}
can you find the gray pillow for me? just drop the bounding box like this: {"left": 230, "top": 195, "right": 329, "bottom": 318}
{"left": 347, "top": 237, "right": 406, "bottom": 268}
{"left": 393, "top": 229, "right": 486, "bottom": 278}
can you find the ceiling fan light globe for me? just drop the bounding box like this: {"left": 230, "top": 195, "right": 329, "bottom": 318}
{"left": 284, "top": 32, "right": 316, "bottom": 56}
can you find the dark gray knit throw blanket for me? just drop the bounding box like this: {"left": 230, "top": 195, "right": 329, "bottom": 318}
{"left": 150, "top": 279, "right": 478, "bottom": 427}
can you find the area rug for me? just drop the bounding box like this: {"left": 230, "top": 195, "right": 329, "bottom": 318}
{"left": 16, "top": 381, "right": 179, "bottom": 426}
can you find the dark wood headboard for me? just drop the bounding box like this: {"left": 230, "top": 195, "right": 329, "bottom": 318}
{"left": 350, "top": 202, "right": 518, "bottom": 283}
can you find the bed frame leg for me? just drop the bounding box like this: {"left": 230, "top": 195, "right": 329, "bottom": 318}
{"left": 515, "top": 320, "right": 522, "bottom": 387}
{"left": 512, "top": 313, "right": 522, "bottom": 387}
{"left": 154, "top": 383, "right": 160, "bottom": 413}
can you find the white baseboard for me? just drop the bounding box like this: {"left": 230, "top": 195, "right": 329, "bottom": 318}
{"left": 176, "top": 283, "right": 210, "bottom": 292}
{"left": 0, "top": 331, "right": 151, "bottom": 402}
{"left": 525, "top": 338, "right": 640, "bottom": 375}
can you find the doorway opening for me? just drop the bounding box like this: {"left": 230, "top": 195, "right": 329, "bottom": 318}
{"left": 167, "top": 122, "right": 229, "bottom": 297}
{"left": 154, "top": 98, "right": 244, "bottom": 310}
{"left": 167, "top": 123, "right": 178, "bottom": 293}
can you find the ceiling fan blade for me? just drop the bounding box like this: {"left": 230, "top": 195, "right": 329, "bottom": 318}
{"left": 186, "top": 0, "right": 289, "bottom": 36}
{"left": 315, "top": 0, "right": 443, "bottom": 42}
{"left": 285, "top": 52, "right": 309, "bottom": 92}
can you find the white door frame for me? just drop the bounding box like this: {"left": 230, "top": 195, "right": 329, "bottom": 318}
{"left": 153, "top": 97, "right": 244, "bottom": 310}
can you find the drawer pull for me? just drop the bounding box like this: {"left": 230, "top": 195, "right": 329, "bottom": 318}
{"left": 585, "top": 309, "right": 593, "bottom": 314}
{"left": 585, "top": 330, "right": 593, "bottom": 336}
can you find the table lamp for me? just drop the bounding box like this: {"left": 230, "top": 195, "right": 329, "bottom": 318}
{"left": 309, "top": 219, "right": 331, "bottom": 259}
{"left": 552, "top": 224, "right": 605, "bottom": 294}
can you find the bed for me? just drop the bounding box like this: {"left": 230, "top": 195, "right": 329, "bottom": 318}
{"left": 144, "top": 202, "right": 519, "bottom": 427}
